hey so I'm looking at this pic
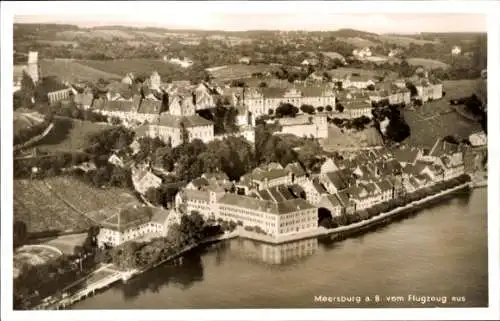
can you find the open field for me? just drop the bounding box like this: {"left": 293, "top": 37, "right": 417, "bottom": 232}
{"left": 321, "top": 125, "right": 384, "bottom": 151}
{"left": 14, "top": 179, "right": 93, "bottom": 234}
{"left": 207, "top": 64, "right": 280, "bottom": 81}
{"left": 402, "top": 79, "right": 482, "bottom": 147}
{"left": 35, "top": 117, "right": 113, "bottom": 153}
{"left": 337, "top": 36, "right": 378, "bottom": 48}
{"left": 378, "top": 35, "right": 439, "bottom": 47}
{"left": 56, "top": 29, "right": 136, "bottom": 40}
{"left": 78, "top": 59, "right": 185, "bottom": 78}
{"left": 40, "top": 59, "right": 122, "bottom": 82}
{"left": 327, "top": 67, "right": 397, "bottom": 80}
{"left": 406, "top": 58, "right": 450, "bottom": 69}
{"left": 41, "top": 233, "right": 88, "bottom": 255}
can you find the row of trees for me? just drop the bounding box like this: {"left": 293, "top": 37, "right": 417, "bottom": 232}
{"left": 320, "top": 173, "right": 471, "bottom": 229}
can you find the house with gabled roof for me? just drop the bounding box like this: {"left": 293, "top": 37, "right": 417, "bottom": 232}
{"left": 97, "top": 204, "right": 154, "bottom": 247}
{"left": 285, "top": 162, "right": 307, "bottom": 184}
{"left": 317, "top": 194, "right": 343, "bottom": 217}
{"left": 131, "top": 166, "right": 162, "bottom": 195}
{"left": 392, "top": 146, "right": 423, "bottom": 168}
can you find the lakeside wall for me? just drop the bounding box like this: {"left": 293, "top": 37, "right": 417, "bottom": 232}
{"left": 238, "top": 182, "right": 471, "bottom": 245}
{"left": 40, "top": 182, "right": 471, "bottom": 310}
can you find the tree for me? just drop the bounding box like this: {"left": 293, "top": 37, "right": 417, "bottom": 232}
{"left": 335, "top": 103, "right": 344, "bottom": 113}
{"left": 276, "top": 103, "right": 299, "bottom": 118}
{"left": 405, "top": 81, "right": 418, "bottom": 97}
{"left": 145, "top": 187, "right": 163, "bottom": 206}
{"left": 259, "top": 81, "right": 268, "bottom": 88}
{"left": 13, "top": 220, "right": 28, "bottom": 248}
{"left": 325, "top": 105, "right": 333, "bottom": 112}
{"left": 317, "top": 106, "right": 324, "bottom": 112}
{"left": 300, "top": 104, "right": 315, "bottom": 114}
{"left": 268, "top": 109, "right": 274, "bottom": 115}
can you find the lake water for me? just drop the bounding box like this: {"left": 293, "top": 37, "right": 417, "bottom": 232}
{"left": 73, "top": 188, "right": 488, "bottom": 309}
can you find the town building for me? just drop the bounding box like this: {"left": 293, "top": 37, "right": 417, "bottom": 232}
{"left": 451, "top": 45, "right": 462, "bottom": 56}
{"left": 238, "top": 166, "right": 293, "bottom": 192}
{"left": 317, "top": 194, "right": 343, "bottom": 217}
{"left": 218, "top": 194, "right": 318, "bottom": 237}
{"left": 241, "top": 86, "right": 336, "bottom": 117}
{"left": 342, "top": 100, "right": 373, "bottom": 118}
{"left": 47, "top": 88, "right": 73, "bottom": 105}
{"left": 174, "top": 188, "right": 223, "bottom": 220}
{"left": 97, "top": 204, "right": 154, "bottom": 247}
{"left": 131, "top": 166, "right": 163, "bottom": 195}
{"left": 275, "top": 114, "right": 328, "bottom": 139}
{"left": 343, "top": 75, "right": 376, "bottom": 89}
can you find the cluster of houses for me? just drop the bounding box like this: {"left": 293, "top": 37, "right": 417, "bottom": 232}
{"left": 97, "top": 137, "right": 469, "bottom": 248}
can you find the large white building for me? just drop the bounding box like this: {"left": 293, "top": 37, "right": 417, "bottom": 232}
{"left": 275, "top": 114, "right": 328, "bottom": 139}
{"left": 97, "top": 205, "right": 177, "bottom": 247}
{"left": 218, "top": 194, "right": 318, "bottom": 237}
{"left": 239, "top": 86, "right": 336, "bottom": 117}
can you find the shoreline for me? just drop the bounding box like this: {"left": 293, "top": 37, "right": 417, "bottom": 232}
{"left": 42, "top": 182, "right": 471, "bottom": 310}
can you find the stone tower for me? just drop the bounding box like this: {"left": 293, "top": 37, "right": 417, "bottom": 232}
{"left": 27, "top": 51, "right": 39, "bottom": 83}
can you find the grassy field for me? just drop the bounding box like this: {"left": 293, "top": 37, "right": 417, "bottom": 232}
{"left": 78, "top": 59, "right": 186, "bottom": 78}
{"left": 327, "top": 67, "right": 397, "bottom": 80}
{"left": 378, "top": 35, "right": 439, "bottom": 47}
{"left": 14, "top": 179, "right": 92, "bottom": 233}
{"left": 14, "top": 176, "right": 138, "bottom": 234}
{"left": 34, "top": 117, "right": 113, "bottom": 153}
{"left": 321, "top": 125, "right": 384, "bottom": 151}
{"left": 41, "top": 233, "right": 88, "bottom": 255}
{"left": 337, "top": 36, "right": 378, "bottom": 48}
{"left": 402, "top": 79, "right": 482, "bottom": 147}
{"left": 40, "top": 59, "right": 122, "bottom": 82}
{"left": 207, "top": 64, "right": 280, "bottom": 81}
{"left": 56, "top": 29, "right": 136, "bottom": 40}
{"left": 406, "top": 58, "right": 450, "bottom": 69}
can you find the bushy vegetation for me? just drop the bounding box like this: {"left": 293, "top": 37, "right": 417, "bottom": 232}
{"left": 14, "top": 226, "right": 100, "bottom": 309}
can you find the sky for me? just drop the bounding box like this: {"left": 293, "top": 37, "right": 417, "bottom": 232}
{"left": 11, "top": 2, "right": 489, "bottom": 34}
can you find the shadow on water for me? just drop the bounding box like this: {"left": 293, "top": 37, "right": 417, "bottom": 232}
{"left": 118, "top": 250, "right": 205, "bottom": 301}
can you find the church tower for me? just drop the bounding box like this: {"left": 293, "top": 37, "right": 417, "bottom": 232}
{"left": 27, "top": 51, "right": 39, "bottom": 84}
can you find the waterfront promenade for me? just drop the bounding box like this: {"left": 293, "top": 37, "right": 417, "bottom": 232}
{"left": 40, "top": 182, "right": 470, "bottom": 310}
{"left": 239, "top": 182, "right": 471, "bottom": 244}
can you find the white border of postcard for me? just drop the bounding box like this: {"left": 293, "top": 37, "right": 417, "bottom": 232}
{"left": 2, "top": 1, "right": 499, "bottom": 320}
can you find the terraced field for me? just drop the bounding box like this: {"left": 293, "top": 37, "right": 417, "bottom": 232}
{"left": 14, "top": 179, "right": 92, "bottom": 233}
{"left": 14, "top": 176, "right": 139, "bottom": 234}
{"left": 402, "top": 79, "right": 482, "bottom": 147}
{"left": 44, "top": 176, "right": 138, "bottom": 213}
{"left": 39, "top": 59, "right": 121, "bottom": 82}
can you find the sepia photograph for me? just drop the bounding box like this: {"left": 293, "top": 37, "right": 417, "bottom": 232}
{"left": 1, "top": 1, "right": 499, "bottom": 320}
